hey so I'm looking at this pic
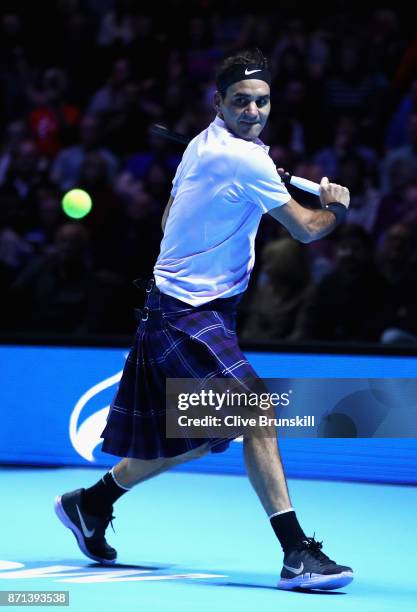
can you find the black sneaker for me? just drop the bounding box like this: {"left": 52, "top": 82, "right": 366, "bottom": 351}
{"left": 277, "top": 537, "right": 353, "bottom": 590}
{"left": 54, "top": 488, "right": 117, "bottom": 564}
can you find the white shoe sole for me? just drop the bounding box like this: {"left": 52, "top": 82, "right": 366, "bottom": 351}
{"left": 277, "top": 571, "right": 353, "bottom": 590}
{"left": 54, "top": 495, "right": 117, "bottom": 565}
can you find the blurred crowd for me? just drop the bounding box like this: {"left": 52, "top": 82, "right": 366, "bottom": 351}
{"left": 2, "top": 0, "right": 417, "bottom": 345}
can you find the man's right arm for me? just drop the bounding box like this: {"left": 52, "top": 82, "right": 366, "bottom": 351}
{"left": 268, "top": 177, "right": 350, "bottom": 243}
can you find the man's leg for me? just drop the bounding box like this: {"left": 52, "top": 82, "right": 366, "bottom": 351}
{"left": 81, "top": 442, "right": 211, "bottom": 516}
{"left": 243, "top": 434, "right": 291, "bottom": 515}
{"left": 55, "top": 443, "right": 210, "bottom": 564}
{"left": 243, "top": 433, "right": 307, "bottom": 554}
{"left": 113, "top": 442, "right": 210, "bottom": 488}
{"left": 244, "top": 432, "right": 353, "bottom": 590}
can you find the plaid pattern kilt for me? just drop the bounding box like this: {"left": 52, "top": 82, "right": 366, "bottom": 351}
{"left": 100, "top": 282, "right": 260, "bottom": 459}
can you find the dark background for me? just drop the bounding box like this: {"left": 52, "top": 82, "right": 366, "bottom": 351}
{"left": 2, "top": 0, "right": 417, "bottom": 350}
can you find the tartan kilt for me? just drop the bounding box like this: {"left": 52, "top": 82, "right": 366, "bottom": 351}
{"left": 100, "top": 282, "right": 259, "bottom": 459}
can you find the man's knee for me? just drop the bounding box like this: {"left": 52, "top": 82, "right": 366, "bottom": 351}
{"left": 171, "top": 442, "right": 210, "bottom": 466}
{"left": 120, "top": 443, "right": 210, "bottom": 475}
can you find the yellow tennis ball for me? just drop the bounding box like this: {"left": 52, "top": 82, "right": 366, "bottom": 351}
{"left": 62, "top": 189, "right": 92, "bottom": 219}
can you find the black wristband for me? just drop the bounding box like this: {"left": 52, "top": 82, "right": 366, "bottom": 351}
{"left": 325, "top": 202, "right": 347, "bottom": 226}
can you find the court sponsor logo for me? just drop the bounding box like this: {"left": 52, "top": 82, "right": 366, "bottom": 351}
{"left": 0, "top": 561, "right": 226, "bottom": 584}
{"left": 69, "top": 370, "right": 123, "bottom": 462}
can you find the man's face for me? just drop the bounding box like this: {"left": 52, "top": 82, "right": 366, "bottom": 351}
{"left": 216, "top": 79, "right": 271, "bottom": 141}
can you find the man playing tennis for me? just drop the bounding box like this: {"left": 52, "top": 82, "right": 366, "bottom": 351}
{"left": 55, "top": 48, "right": 352, "bottom": 591}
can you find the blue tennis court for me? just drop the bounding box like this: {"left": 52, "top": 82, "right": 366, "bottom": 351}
{"left": 1, "top": 464, "right": 416, "bottom": 611}
{"left": 1, "top": 345, "right": 417, "bottom": 610}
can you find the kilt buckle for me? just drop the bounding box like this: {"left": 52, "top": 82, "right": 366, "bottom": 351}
{"left": 133, "top": 278, "right": 155, "bottom": 293}
{"left": 141, "top": 306, "right": 149, "bottom": 321}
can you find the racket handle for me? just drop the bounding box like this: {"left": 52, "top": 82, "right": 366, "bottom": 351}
{"left": 289, "top": 175, "right": 321, "bottom": 196}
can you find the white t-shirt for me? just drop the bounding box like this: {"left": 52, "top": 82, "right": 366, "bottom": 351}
{"left": 153, "top": 116, "right": 291, "bottom": 306}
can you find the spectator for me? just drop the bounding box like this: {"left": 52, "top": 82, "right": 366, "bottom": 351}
{"left": 0, "top": 224, "right": 32, "bottom": 298}
{"left": 100, "top": 81, "right": 163, "bottom": 156}
{"left": 385, "top": 79, "right": 417, "bottom": 149}
{"left": 373, "top": 179, "right": 417, "bottom": 245}
{"left": 184, "top": 17, "right": 217, "bottom": 83}
{"left": 240, "top": 238, "right": 311, "bottom": 342}
{"left": 272, "top": 80, "right": 310, "bottom": 155}
{"left": 337, "top": 154, "right": 381, "bottom": 233}
{"left": 0, "top": 139, "right": 45, "bottom": 233}
{"left": 294, "top": 224, "right": 389, "bottom": 342}
{"left": 314, "top": 115, "right": 379, "bottom": 181}
{"left": 0, "top": 13, "right": 29, "bottom": 124}
{"left": 28, "top": 68, "right": 80, "bottom": 158}
{"left": 87, "top": 58, "right": 131, "bottom": 118}
{"left": 324, "top": 39, "right": 385, "bottom": 127}
{"left": 1, "top": 139, "right": 43, "bottom": 199}
{"left": 380, "top": 111, "right": 417, "bottom": 194}
{"left": 366, "top": 9, "right": 402, "bottom": 77}
{"left": 0, "top": 119, "right": 28, "bottom": 185}
{"left": 9, "top": 222, "right": 132, "bottom": 334}
{"left": 121, "top": 125, "right": 181, "bottom": 184}
{"left": 377, "top": 223, "right": 417, "bottom": 344}
{"left": 96, "top": 1, "right": 138, "bottom": 50}
{"left": 50, "top": 114, "right": 118, "bottom": 191}
{"left": 112, "top": 182, "right": 161, "bottom": 282}
{"left": 77, "top": 151, "right": 122, "bottom": 269}
{"left": 272, "top": 45, "right": 306, "bottom": 89}
{"left": 25, "top": 184, "right": 66, "bottom": 255}
{"left": 1, "top": 4, "right": 417, "bottom": 344}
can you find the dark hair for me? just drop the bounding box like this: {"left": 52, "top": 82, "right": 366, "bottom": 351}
{"left": 215, "top": 47, "right": 268, "bottom": 97}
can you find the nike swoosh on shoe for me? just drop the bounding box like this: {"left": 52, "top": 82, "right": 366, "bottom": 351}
{"left": 283, "top": 562, "right": 304, "bottom": 575}
{"left": 76, "top": 504, "right": 95, "bottom": 537}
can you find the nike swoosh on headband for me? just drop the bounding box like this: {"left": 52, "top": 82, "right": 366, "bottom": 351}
{"left": 244, "top": 68, "right": 263, "bottom": 75}
{"left": 76, "top": 504, "right": 95, "bottom": 537}
{"left": 283, "top": 562, "right": 304, "bottom": 575}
